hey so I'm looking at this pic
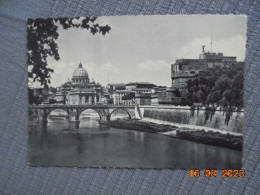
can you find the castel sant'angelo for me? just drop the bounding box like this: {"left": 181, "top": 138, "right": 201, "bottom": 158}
{"left": 171, "top": 45, "right": 238, "bottom": 97}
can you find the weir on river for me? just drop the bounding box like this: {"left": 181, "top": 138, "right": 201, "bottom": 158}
{"left": 142, "top": 107, "right": 243, "bottom": 133}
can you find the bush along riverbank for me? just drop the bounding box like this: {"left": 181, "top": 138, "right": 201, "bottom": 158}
{"left": 107, "top": 119, "right": 243, "bottom": 151}
{"left": 107, "top": 119, "right": 178, "bottom": 133}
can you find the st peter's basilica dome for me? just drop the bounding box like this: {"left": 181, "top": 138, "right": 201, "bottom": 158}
{"left": 72, "top": 62, "right": 89, "bottom": 84}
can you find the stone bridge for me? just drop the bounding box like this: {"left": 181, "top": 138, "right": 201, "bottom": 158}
{"left": 29, "top": 104, "right": 139, "bottom": 124}
{"left": 29, "top": 104, "right": 244, "bottom": 133}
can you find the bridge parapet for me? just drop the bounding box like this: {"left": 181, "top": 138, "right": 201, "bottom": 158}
{"left": 29, "top": 104, "right": 136, "bottom": 109}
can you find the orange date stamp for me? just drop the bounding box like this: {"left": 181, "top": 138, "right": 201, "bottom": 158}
{"left": 189, "top": 169, "right": 245, "bottom": 178}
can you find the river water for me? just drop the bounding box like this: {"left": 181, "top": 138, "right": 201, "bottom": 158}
{"left": 28, "top": 118, "right": 242, "bottom": 169}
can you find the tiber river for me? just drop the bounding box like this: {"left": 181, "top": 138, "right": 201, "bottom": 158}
{"left": 28, "top": 111, "right": 242, "bottom": 169}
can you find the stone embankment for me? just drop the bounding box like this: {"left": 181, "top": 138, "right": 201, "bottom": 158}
{"left": 108, "top": 119, "right": 243, "bottom": 151}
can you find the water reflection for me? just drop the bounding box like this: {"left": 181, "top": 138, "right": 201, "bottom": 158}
{"left": 134, "top": 131, "right": 144, "bottom": 142}
{"left": 28, "top": 118, "right": 242, "bottom": 169}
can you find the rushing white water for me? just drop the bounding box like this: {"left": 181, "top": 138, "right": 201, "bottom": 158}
{"left": 142, "top": 117, "right": 243, "bottom": 136}
{"left": 143, "top": 108, "right": 244, "bottom": 133}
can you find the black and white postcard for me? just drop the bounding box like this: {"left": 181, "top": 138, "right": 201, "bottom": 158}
{"left": 28, "top": 15, "right": 246, "bottom": 169}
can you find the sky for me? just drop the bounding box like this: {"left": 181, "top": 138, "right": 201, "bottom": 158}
{"left": 45, "top": 15, "right": 247, "bottom": 88}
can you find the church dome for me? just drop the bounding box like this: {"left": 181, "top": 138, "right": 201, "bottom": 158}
{"left": 72, "top": 62, "right": 89, "bottom": 84}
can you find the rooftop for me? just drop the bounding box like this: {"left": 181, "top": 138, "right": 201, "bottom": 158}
{"left": 114, "top": 90, "right": 133, "bottom": 93}
{"left": 108, "top": 83, "right": 126, "bottom": 86}
{"left": 133, "top": 88, "right": 153, "bottom": 91}
{"left": 126, "top": 82, "right": 154, "bottom": 86}
{"left": 70, "top": 88, "right": 96, "bottom": 92}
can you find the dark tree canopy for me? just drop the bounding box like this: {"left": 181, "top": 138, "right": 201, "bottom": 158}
{"left": 122, "top": 93, "right": 135, "bottom": 100}
{"left": 27, "top": 17, "right": 111, "bottom": 88}
{"left": 28, "top": 88, "right": 43, "bottom": 105}
{"left": 186, "top": 63, "right": 244, "bottom": 108}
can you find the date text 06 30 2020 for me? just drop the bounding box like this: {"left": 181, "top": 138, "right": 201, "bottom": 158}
{"left": 189, "top": 170, "right": 245, "bottom": 178}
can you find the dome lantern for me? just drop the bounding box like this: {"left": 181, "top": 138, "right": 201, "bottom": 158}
{"left": 79, "top": 62, "right": 82, "bottom": 68}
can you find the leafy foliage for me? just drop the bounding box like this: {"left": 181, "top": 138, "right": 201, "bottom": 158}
{"left": 122, "top": 93, "right": 135, "bottom": 100}
{"left": 27, "top": 17, "right": 111, "bottom": 88}
{"left": 28, "top": 17, "right": 111, "bottom": 105}
{"left": 186, "top": 63, "right": 244, "bottom": 108}
{"left": 49, "top": 99, "right": 57, "bottom": 104}
{"left": 28, "top": 88, "right": 43, "bottom": 105}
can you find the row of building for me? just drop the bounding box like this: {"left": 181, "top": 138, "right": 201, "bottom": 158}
{"left": 32, "top": 62, "right": 175, "bottom": 106}
{"left": 32, "top": 46, "right": 239, "bottom": 106}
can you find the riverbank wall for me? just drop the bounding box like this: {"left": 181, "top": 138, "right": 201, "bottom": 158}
{"left": 140, "top": 107, "right": 243, "bottom": 133}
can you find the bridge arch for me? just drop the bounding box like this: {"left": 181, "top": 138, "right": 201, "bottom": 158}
{"left": 46, "top": 108, "right": 69, "bottom": 117}
{"left": 109, "top": 108, "right": 134, "bottom": 120}
{"left": 78, "top": 108, "right": 102, "bottom": 120}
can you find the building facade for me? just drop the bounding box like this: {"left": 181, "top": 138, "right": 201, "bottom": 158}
{"left": 111, "top": 82, "right": 159, "bottom": 106}
{"left": 171, "top": 49, "right": 238, "bottom": 97}
{"left": 107, "top": 83, "right": 126, "bottom": 92}
{"left": 54, "top": 62, "right": 102, "bottom": 105}
{"left": 112, "top": 90, "right": 135, "bottom": 105}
